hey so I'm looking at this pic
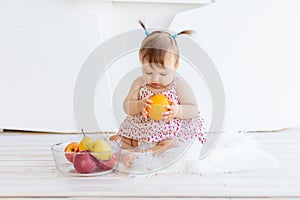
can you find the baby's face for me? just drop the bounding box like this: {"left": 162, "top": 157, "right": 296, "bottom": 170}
{"left": 142, "top": 53, "right": 178, "bottom": 89}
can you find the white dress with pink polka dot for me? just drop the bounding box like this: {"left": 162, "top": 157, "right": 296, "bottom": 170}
{"left": 118, "top": 77, "right": 207, "bottom": 144}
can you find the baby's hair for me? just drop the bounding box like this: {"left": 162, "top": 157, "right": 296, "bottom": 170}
{"left": 138, "top": 20, "right": 193, "bottom": 69}
{"left": 176, "top": 30, "right": 194, "bottom": 36}
{"left": 138, "top": 20, "right": 147, "bottom": 31}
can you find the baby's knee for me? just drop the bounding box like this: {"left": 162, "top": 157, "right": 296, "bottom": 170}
{"left": 109, "top": 134, "right": 123, "bottom": 142}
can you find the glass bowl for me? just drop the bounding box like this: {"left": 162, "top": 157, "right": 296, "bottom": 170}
{"left": 51, "top": 138, "right": 121, "bottom": 176}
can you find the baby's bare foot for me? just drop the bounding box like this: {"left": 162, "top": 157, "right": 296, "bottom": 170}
{"left": 122, "top": 153, "right": 136, "bottom": 168}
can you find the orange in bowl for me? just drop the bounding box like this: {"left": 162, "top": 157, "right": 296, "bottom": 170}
{"left": 146, "top": 94, "right": 170, "bottom": 120}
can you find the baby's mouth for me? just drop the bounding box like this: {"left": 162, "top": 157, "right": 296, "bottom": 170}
{"left": 151, "top": 83, "right": 161, "bottom": 88}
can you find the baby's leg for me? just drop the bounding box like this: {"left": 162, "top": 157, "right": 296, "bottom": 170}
{"left": 149, "top": 138, "right": 180, "bottom": 155}
{"left": 109, "top": 135, "right": 138, "bottom": 149}
{"left": 109, "top": 135, "right": 140, "bottom": 168}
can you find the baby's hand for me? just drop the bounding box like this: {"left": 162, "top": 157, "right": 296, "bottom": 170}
{"left": 137, "top": 95, "right": 153, "bottom": 119}
{"left": 162, "top": 99, "right": 180, "bottom": 121}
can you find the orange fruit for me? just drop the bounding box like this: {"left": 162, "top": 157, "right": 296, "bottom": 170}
{"left": 146, "top": 94, "right": 170, "bottom": 120}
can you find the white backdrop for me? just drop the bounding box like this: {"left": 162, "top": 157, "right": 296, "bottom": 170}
{"left": 0, "top": 1, "right": 115, "bottom": 132}
{"left": 1, "top": 0, "right": 299, "bottom": 132}
{"left": 170, "top": 0, "right": 300, "bottom": 131}
{"left": 0, "top": 0, "right": 205, "bottom": 132}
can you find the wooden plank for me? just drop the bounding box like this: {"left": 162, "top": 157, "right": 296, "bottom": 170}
{"left": 0, "top": 184, "right": 230, "bottom": 197}
{"left": 0, "top": 155, "right": 53, "bottom": 160}
{"left": 218, "top": 185, "right": 300, "bottom": 197}
{"left": 0, "top": 196, "right": 229, "bottom": 200}
{"left": 234, "top": 199, "right": 300, "bottom": 200}
{"left": 110, "top": 0, "right": 212, "bottom": 4}
{"left": 1, "top": 130, "right": 300, "bottom": 198}
{"left": 222, "top": 176, "right": 300, "bottom": 186}
{"left": 2, "top": 167, "right": 300, "bottom": 181}
{"left": 224, "top": 167, "right": 300, "bottom": 177}
{"left": 0, "top": 160, "right": 54, "bottom": 166}
{"left": 1, "top": 175, "right": 299, "bottom": 187}
{"left": 0, "top": 184, "right": 299, "bottom": 198}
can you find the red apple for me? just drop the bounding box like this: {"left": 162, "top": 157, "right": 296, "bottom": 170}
{"left": 64, "top": 142, "right": 79, "bottom": 163}
{"left": 97, "top": 153, "right": 118, "bottom": 171}
{"left": 73, "top": 151, "right": 97, "bottom": 173}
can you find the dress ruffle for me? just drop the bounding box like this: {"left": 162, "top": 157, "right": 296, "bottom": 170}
{"left": 118, "top": 113, "right": 206, "bottom": 144}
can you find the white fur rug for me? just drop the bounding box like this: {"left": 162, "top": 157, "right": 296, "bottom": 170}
{"left": 118, "top": 132, "right": 279, "bottom": 176}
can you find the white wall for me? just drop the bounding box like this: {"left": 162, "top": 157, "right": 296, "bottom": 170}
{"left": 0, "top": 0, "right": 114, "bottom": 132}
{"left": 0, "top": 0, "right": 205, "bottom": 132}
{"left": 171, "top": 0, "right": 300, "bottom": 131}
{"left": 3, "top": 0, "right": 296, "bottom": 133}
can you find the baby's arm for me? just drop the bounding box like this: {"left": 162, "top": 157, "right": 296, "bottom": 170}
{"left": 174, "top": 77, "right": 199, "bottom": 119}
{"left": 123, "top": 77, "right": 141, "bottom": 115}
{"left": 123, "top": 77, "right": 143, "bottom": 115}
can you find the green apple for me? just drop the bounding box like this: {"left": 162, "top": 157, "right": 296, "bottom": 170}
{"left": 91, "top": 140, "right": 112, "bottom": 161}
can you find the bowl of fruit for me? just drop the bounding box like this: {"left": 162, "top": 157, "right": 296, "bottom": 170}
{"left": 51, "top": 133, "right": 121, "bottom": 176}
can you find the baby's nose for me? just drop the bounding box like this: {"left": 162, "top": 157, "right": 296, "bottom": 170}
{"left": 152, "top": 74, "right": 159, "bottom": 82}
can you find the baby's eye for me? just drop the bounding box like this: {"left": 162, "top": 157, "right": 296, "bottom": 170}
{"left": 160, "top": 73, "right": 167, "bottom": 76}
{"left": 146, "top": 72, "right": 152, "bottom": 75}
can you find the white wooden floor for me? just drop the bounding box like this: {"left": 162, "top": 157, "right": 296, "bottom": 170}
{"left": 0, "top": 128, "right": 300, "bottom": 199}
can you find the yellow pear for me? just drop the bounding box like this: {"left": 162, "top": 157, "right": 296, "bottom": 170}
{"left": 79, "top": 136, "right": 95, "bottom": 151}
{"left": 91, "top": 140, "right": 112, "bottom": 161}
